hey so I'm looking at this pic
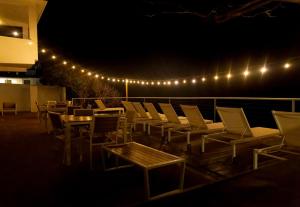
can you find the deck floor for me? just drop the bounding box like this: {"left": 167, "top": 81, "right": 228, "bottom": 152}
{"left": 0, "top": 113, "right": 299, "bottom": 207}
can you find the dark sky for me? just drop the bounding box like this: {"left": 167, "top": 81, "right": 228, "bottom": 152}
{"left": 38, "top": 0, "right": 300, "bottom": 97}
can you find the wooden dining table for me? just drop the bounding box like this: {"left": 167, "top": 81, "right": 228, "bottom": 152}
{"left": 60, "top": 115, "right": 93, "bottom": 166}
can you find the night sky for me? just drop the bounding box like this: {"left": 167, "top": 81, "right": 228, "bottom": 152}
{"left": 38, "top": 0, "right": 300, "bottom": 97}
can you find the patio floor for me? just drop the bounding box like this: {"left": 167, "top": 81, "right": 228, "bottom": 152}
{"left": 0, "top": 113, "right": 299, "bottom": 207}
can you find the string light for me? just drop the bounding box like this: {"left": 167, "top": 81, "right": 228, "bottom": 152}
{"left": 260, "top": 66, "right": 267, "bottom": 74}
{"left": 39, "top": 46, "right": 300, "bottom": 87}
{"left": 243, "top": 70, "right": 250, "bottom": 77}
{"left": 284, "top": 63, "right": 290, "bottom": 69}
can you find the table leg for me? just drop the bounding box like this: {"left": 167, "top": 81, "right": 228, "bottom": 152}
{"left": 64, "top": 124, "right": 71, "bottom": 166}
{"left": 144, "top": 169, "right": 150, "bottom": 200}
{"left": 179, "top": 162, "right": 185, "bottom": 191}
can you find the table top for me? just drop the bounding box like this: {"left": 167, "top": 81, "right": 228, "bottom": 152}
{"left": 61, "top": 115, "right": 93, "bottom": 123}
{"left": 103, "top": 142, "right": 184, "bottom": 169}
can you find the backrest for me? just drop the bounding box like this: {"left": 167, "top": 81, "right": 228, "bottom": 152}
{"left": 181, "top": 105, "right": 208, "bottom": 129}
{"left": 74, "top": 109, "right": 94, "bottom": 116}
{"left": 67, "top": 106, "right": 81, "bottom": 115}
{"left": 47, "top": 101, "right": 57, "bottom": 105}
{"left": 95, "top": 99, "right": 106, "bottom": 110}
{"left": 121, "top": 101, "right": 136, "bottom": 111}
{"left": 56, "top": 102, "right": 67, "bottom": 108}
{"left": 125, "top": 110, "right": 137, "bottom": 124}
{"left": 272, "top": 111, "right": 300, "bottom": 147}
{"left": 3, "top": 102, "right": 16, "bottom": 109}
{"left": 91, "top": 115, "right": 120, "bottom": 134}
{"left": 159, "top": 103, "right": 180, "bottom": 124}
{"left": 48, "top": 112, "right": 64, "bottom": 130}
{"left": 132, "top": 102, "right": 148, "bottom": 118}
{"left": 143, "top": 102, "right": 161, "bottom": 120}
{"left": 35, "top": 101, "right": 40, "bottom": 112}
{"left": 216, "top": 107, "right": 253, "bottom": 137}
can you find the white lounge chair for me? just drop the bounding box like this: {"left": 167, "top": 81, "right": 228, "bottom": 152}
{"left": 121, "top": 101, "right": 150, "bottom": 132}
{"left": 94, "top": 99, "right": 124, "bottom": 114}
{"left": 159, "top": 103, "right": 213, "bottom": 143}
{"left": 203, "top": 107, "right": 280, "bottom": 159}
{"left": 180, "top": 105, "right": 224, "bottom": 151}
{"left": 132, "top": 102, "right": 168, "bottom": 135}
{"left": 253, "top": 111, "right": 300, "bottom": 169}
{"left": 143, "top": 102, "right": 171, "bottom": 137}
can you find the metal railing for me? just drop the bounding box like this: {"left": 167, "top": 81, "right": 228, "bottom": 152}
{"left": 72, "top": 97, "right": 300, "bottom": 128}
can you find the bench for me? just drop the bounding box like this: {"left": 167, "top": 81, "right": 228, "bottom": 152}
{"left": 1, "top": 102, "right": 17, "bottom": 116}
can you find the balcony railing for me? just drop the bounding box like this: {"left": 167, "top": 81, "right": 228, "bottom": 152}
{"left": 72, "top": 97, "right": 300, "bottom": 128}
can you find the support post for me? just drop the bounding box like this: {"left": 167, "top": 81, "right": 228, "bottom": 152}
{"left": 125, "top": 81, "right": 128, "bottom": 101}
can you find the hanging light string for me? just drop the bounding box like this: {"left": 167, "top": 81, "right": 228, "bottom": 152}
{"left": 39, "top": 47, "right": 299, "bottom": 86}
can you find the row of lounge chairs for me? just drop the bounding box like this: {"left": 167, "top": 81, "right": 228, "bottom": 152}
{"left": 120, "top": 100, "right": 300, "bottom": 169}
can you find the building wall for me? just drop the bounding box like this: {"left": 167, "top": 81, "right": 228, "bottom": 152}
{"left": 0, "top": 0, "right": 47, "bottom": 72}
{"left": 0, "top": 84, "right": 66, "bottom": 112}
{"left": 0, "top": 84, "right": 30, "bottom": 111}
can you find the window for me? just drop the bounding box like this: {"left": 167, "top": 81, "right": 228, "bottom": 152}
{"left": 0, "top": 25, "right": 23, "bottom": 38}
{"left": 5, "top": 79, "right": 12, "bottom": 84}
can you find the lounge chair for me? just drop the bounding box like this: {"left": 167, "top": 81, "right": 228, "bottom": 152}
{"left": 203, "top": 107, "right": 280, "bottom": 159}
{"left": 132, "top": 102, "right": 167, "bottom": 133}
{"left": 94, "top": 99, "right": 124, "bottom": 114}
{"left": 159, "top": 103, "right": 213, "bottom": 142}
{"left": 143, "top": 102, "right": 170, "bottom": 137}
{"left": 253, "top": 111, "right": 300, "bottom": 169}
{"left": 180, "top": 105, "right": 224, "bottom": 151}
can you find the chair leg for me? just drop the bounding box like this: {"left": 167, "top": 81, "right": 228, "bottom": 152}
{"left": 161, "top": 126, "right": 164, "bottom": 137}
{"left": 186, "top": 132, "right": 191, "bottom": 152}
{"left": 201, "top": 136, "right": 206, "bottom": 152}
{"left": 90, "top": 143, "right": 93, "bottom": 170}
{"left": 253, "top": 149, "right": 258, "bottom": 170}
{"left": 147, "top": 124, "right": 151, "bottom": 135}
{"left": 167, "top": 129, "right": 171, "bottom": 143}
{"left": 232, "top": 144, "right": 237, "bottom": 158}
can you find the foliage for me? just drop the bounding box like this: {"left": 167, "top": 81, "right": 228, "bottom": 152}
{"left": 38, "top": 60, "right": 120, "bottom": 98}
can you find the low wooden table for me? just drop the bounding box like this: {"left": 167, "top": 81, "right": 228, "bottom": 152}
{"left": 102, "top": 142, "right": 185, "bottom": 200}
